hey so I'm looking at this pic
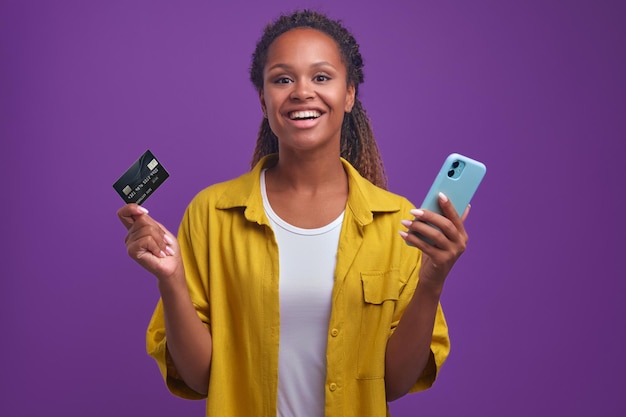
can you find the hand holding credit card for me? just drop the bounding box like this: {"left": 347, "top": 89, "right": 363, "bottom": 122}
{"left": 113, "top": 150, "right": 170, "bottom": 205}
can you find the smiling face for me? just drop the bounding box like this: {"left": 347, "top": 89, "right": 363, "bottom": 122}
{"left": 260, "top": 28, "right": 355, "bottom": 156}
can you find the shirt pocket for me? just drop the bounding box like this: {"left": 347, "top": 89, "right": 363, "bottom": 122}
{"left": 356, "top": 270, "right": 400, "bottom": 380}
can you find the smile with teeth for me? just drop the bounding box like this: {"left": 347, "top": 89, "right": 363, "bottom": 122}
{"left": 288, "top": 110, "right": 322, "bottom": 120}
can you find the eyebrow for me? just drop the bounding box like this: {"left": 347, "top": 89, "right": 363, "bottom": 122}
{"left": 266, "top": 61, "right": 338, "bottom": 72}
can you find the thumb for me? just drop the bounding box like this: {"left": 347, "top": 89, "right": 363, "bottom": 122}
{"left": 117, "top": 204, "right": 150, "bottom": 230}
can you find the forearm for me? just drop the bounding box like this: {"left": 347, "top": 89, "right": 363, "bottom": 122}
{"left": 384, "top": 280, "right": 442, "bottom": 401}
{"left": 159, "top": 273, "right": 212, "bottom": 396}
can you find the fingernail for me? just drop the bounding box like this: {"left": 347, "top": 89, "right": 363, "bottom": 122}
{"left": 399, "top": 231, "right": 409, "bottom": 239}
{"left": 438, "top": 192, "right": 448, "bottom": 203}
{"left": 401, "top": 219, "right": 413, "bottom": 227}
{"left": 159, "top": 250, "right": 166, "bottom": 258}
{"left": 410, "top": 209, "right": 424, "bottom": 217}
{"left": 164, "top": 234, "right": 175, "bottom": 245}
{"left": 165, "top": 246, "right": 175, "bottom": 256}
{"left": 138, "top": 206, "right": 149, "bottom": 214}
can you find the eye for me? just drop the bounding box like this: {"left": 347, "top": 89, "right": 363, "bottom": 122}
{"left": 273, "top": 77, "right": 293, "bottom": 84}
{"left": 314, "top": 74, "right": 331, "bottom": 82}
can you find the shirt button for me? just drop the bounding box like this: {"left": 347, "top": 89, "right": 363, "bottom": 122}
{"left": 329, "top": 383, "right": 338, "bottom": 392}
{"left": 330, "top": 328, "right": 339, "bottom": 337}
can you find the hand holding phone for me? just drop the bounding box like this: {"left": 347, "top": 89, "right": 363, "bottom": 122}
{"left": 413, "top": 153, "right": 486, "bottom": 244}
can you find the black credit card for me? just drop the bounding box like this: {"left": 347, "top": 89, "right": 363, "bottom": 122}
{"left": 113, "top": 150, "right": 170, "bottom": 205}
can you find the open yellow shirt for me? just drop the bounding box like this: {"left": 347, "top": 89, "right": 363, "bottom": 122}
{"left": 147, "top": 155, "right": 450, "bottom": 417}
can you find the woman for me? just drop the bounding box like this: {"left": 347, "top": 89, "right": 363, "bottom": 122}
{"left": 118, "top": 10, "right": 469, "bottom": 417}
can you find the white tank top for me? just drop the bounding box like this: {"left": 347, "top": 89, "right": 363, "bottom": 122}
{"left": 261, "top": 170, "right": 344, "bottom": 417}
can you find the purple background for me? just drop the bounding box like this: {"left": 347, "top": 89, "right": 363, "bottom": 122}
{"left": 2, "top": 0, "right": 625, "bottom": 415}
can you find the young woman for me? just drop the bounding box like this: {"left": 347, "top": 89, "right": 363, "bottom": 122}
{"left": 118, "top": 10, "right": 469, "bottom": 417}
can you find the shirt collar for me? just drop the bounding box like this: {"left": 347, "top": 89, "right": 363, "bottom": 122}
{"left": 215, "top": 154, "right": 400, "bottom": 226}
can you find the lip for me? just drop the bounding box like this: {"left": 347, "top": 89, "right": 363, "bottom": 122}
{"left": 285, "top": 107, "right": 325, "bottom": 117}
{"left": 285, "top": 114, "right": 324, "bottom": 129}
{"left": 283, "top": 107, "right": 325, "bottom": 128}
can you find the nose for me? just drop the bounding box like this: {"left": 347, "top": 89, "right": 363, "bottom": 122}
{"left": 289, "top": 79, "right": 315, "bottom": 101}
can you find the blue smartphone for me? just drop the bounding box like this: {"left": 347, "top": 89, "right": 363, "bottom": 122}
{"left": 421, "top": 153, "right": 486, "bottom": 216}
{"left": 413, "top": 153, "right": 486, "bottom": 244}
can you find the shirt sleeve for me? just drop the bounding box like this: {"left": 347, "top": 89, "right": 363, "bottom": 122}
{"left": 394, "top": 210, "right": 451, "bottom": 393}
{"left": 409, "top": 302, "right": 450, "bottom": 392}
{"left": 145, "top": 199, "right": 212, "bottom": 400}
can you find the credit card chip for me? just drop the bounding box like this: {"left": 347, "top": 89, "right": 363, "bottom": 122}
{"left": 147, "top": 158, "right": 159, "bottom": 170}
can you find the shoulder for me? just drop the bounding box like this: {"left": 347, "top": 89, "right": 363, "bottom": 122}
{"left": 185, "top": 155, "right": 275, "bottom": 214}
{"left": 342, "top": 159, "right": 415, "bottom": 218}
{"left": 360, "top": 179, "right": 414, "bottom": 209}
{"left": 186, "top": 170, "right": 256, "bottom": 211}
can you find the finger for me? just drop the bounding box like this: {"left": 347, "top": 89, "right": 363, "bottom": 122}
{"left": 402, "top": 217, "right": 452, "bottom": 250}
{"left": 160, "top": 229, "right": 177, "bottom": 256}
{"left": 437, "top": 193, "right": 460, "bottom": 221}
{"left": 117, "top": 204, "right": 150, "bottom": 230}
{"left": 152, "top": 220, "right": 179, "bottom": 255}
{"left": 461, "top": 204, "right": 471, "bottom": 222}
{"left": 400, "top": 218, "right": 465, "bottom": 270}
{"left": 399, "top": 227, "right": 446, "bottom": 258}
{"left": 436, "top": 193, "right": 467, "bottom": 239}
{"left": 127, "top": 236, "right": 167, "bottom": 262}
{"left": 153, "top": 220, "right": 177, "bottom": 244}
{"left": 406, "top": 207, "right": 468, "bottom": 249}
{"left": 126, "top": 217, "right": 170, "bottom": 256}
{"left": 127, "top": 230, "right": 168, "bottom": 260}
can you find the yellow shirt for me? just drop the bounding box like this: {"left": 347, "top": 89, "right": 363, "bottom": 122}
{"left": 146, "top": 155, "right": 450, "bottom": 417}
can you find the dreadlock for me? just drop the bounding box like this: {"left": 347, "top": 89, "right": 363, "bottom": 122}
{"left": 249, "top": 9, "right": 387, "bottom": 189}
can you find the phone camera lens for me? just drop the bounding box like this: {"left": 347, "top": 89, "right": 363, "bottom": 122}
{"left": 452, "top": 161, "right": 460, "bottom": 169}
{"left": 447, "top": 170, "right": 455, "bottom": 177}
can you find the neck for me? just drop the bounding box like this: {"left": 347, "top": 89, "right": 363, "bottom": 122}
{"left": 266, "top": 151, "right": 347, "bottom": 194}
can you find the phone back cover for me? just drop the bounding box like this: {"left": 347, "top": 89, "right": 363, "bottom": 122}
{"left": 421, "top": 153, "right": 487, "bottom": 216}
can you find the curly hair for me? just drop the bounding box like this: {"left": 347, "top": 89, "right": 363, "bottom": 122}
{"left": 248, "top": 9, "right": 387, "bottom": 189}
